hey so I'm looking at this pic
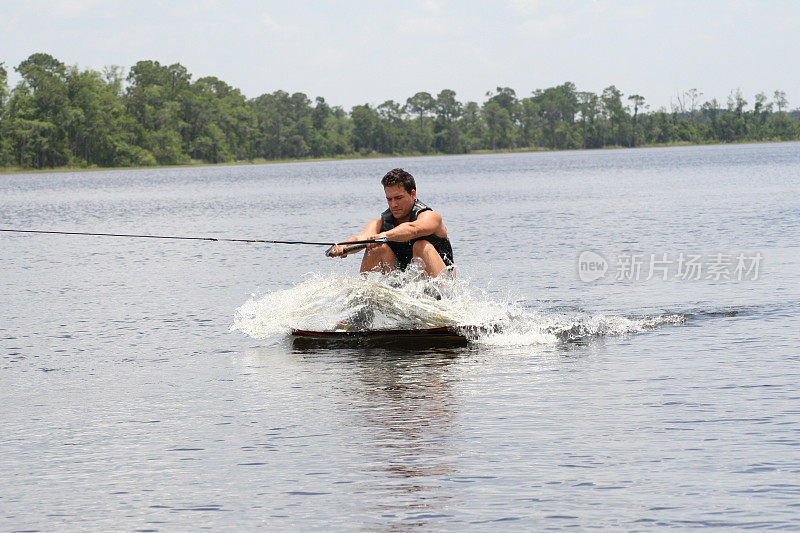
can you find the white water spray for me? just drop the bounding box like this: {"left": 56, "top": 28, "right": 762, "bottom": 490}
{"left": 230, "top": 268, "right": 685, "bottom": 345}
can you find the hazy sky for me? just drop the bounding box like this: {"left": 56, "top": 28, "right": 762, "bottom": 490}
{"left": 2, "top": 0, "right": 798, "bottom": 111}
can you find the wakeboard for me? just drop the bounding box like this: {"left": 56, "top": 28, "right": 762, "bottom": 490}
{"left": 290, "top": 325, "right": 497, "bottom": 348}
{"left": 291, "top": 326, "right": 466, "bottom": 340}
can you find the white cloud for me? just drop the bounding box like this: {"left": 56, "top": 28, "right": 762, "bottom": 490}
{"left": 53, "top": 0, "right": 114, "bottom": 17}
{"left": 397, "top": 15, "right": 456, "bottom": 37}
{"left": 260, "top": 12, "right": 283, "bottom": 33}
{"left": 421, "top": 0, "right": 445, "bottom": 14}
{"left": 311, "top": 47, "right": 346, "bottom": 68}
{"left": 508, "top": 0, "right": 535, "bottom": 13}
{"left": 518, "top": 13, "right": 568, "bottom": 37}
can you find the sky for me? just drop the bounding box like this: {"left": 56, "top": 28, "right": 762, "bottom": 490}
{"left": 2, "top": 0, "right": 799, "bottom": 111}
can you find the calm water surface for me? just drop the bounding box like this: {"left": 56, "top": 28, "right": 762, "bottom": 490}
{"left": 1, "top": 143, "right": 799, "bottom": 530}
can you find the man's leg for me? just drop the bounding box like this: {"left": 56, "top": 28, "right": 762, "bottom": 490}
{"left": 360, "top": 244, "right": 396, "bottom": 274}
{"left": 411, "top": 240, "right": 447, "bottom": 277}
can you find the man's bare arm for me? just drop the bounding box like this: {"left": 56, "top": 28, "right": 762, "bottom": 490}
{"left": 375, "top": 211, "right": 442, "bottom": 242}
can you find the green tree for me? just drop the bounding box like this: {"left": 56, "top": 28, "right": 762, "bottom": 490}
{"left": 458, "top": 101, "right": 485, "bottom": 151}
{"left": 748, "top": 92, "right": 771, "bottom": 140}
{"left": 531, "top": 82, "right": 578, "bottom": 148}
{"left": 769, "top": 90, "right": 794, "bottom": 140}
{"left": 319, "top": 105, "right": 352, "bottom": 155}
{"left": 7, "top": 119, "right": 57, "bottom": 168}
{"left": 376, "top": 100, "right": 406, "bottom": 153}
{"left": 627, "top": 94, "right": 646, "bottom": 146}
{"left": 700, "top": 98, "right": 721, "bottom": 141}
{"left": 434, "top": 89, "right": 463, "bottom": 153}
{"left": 0, "top": 62, "right": 10, "bottom": 165}
{"left": 251, "top": 90, "right": 313, "bottom": 160}
{"left": 63, "top": 66, "right": 130, "bottom": 166}
{"left": 187, "top": 76, "right": 255, "bottom": 162}
{"left": 728, "top": 88, "right": 747, "bottom": 116}
{"left": 485, "top": 87, "right": 520, "bottom": 121}
{"left": 601, "top": 85, "right": 627, "bottom": 146}
{"left": 577, "top": 91, "right": 601, "bottom": 148}
{"left": 518, "top": 97, "right": 542, "bottom": 147}
{"left": 481, "top": 101, "right": 512, "bottom": 149}
{"left": 124, "top": 60, "right": 192, "bottom": 164}
{"left": 719, "top": 89, "right": 748, "bottom": 141}
{"left": 773, "top": 90, "right": 788, "bottom": 113}
{"left": 304, "top": 97, "right": 332, "bottom": 156}
{"left": 11, "top": 53, "right": 71, "bottom": 166}
{"left": 405, "top": 91, "right": 435, "bottom": 152}
{"left": 350, "top": 104, "right": 379, "bottom": 154}
{"left": 685, "top": 88, "right": 702, "bottom": 118}
{"left": 0, "top": 61, "right": 8, "bottom": 109}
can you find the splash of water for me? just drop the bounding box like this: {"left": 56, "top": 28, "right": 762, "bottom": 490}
{"left": 230, "top": 268, "right": 686, "bottom": 345}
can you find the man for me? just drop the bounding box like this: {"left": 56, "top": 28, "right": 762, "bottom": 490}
{"left": 328, "top": 168, "right": 453, "bottom": 277}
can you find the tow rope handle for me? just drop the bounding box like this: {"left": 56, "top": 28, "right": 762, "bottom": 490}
{"left": 325, "top": 238, "right": 388, "bottom": 257}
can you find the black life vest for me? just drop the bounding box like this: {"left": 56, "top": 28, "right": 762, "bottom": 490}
{"left": 380, "top": 200, "right": 454, "bottom": 269}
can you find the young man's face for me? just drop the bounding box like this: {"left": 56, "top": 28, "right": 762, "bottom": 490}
{"left": 384, "top": 184, "right": 416, "bottom": 220}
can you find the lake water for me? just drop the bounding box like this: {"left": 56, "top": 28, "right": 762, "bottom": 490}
{"left": 1, "top": 143, "right": 799, "bottom": 530}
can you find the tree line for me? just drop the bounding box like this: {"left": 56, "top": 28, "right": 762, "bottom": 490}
{"left": 1, "top": 53, "right": 798, "bottom": 169}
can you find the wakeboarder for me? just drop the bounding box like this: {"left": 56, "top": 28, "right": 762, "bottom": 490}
{"left": 328, "top": 168, "right": 453, "bottom": 277}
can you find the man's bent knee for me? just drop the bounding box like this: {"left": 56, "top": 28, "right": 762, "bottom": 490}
{"left": 367, "top": 243, "right": 394, "bottom": 260}
{"left": 361, "top": 243, "right": 396, "bottom": 274}
{"left": 412, "top": 239, "right": 433, "bottom": 256}
{"left": 411, "top": 240, "right": 446, "bottom": 277}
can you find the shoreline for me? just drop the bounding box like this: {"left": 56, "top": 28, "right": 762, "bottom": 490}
{"left": 1, "top": 138, "right": 796, "bottom": 175}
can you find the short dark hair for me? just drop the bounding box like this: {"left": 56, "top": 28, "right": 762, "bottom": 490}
{"left": 381, "top": 168, "right": 416, "bottom": 193}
